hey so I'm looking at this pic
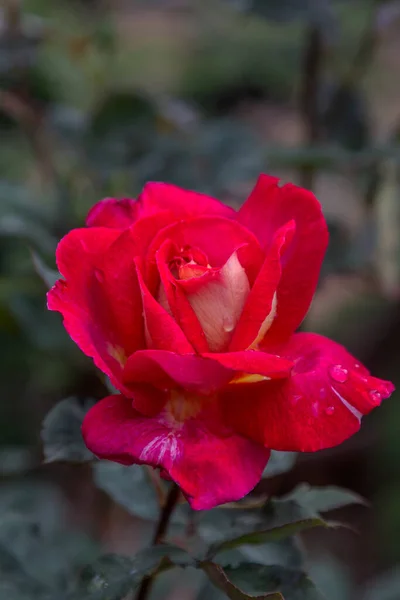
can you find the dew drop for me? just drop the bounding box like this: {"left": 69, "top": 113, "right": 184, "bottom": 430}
{"left": 369, "top": 390, "right": 381, "bottom": 404}
{"left": 222, "top": 316, "right": 235, "bottom": 333}
{"left": 320, "top": 387, "right": 327, "bottom": 399}
{"left": 328, "top": 364, "right": 349, "bottom": 383}
{"left": 325, "top": 406, "right": 335, "bottom": 416}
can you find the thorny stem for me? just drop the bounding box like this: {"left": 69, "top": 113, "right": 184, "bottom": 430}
{"left": 134, "top": 484, "right": 180, "bottom": 600}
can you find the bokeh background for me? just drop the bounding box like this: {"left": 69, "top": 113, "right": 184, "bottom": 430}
{"left": 1, "top": 0, "right": 400, "bottom": 598}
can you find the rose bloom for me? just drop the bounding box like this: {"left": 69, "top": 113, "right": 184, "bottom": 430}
{"left": 48, "top": 175, "right": 394, "bottom": 510}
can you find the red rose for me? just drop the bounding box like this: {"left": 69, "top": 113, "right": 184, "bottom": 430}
{"left": 48, "top": 175, "right": 394, "bottom": 510}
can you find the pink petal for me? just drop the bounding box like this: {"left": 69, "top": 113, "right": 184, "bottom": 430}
{"left": 123, "top": 350, "right": 233, "bottom": 395}
{"left": 48, "top": 227, "right": 137, "bottom": 390}
{"left": 137, "top": 182, "right": 235, "bottom": 220}
{"left": 86, "top": 198, "right": 138, "bottom": 229}
{"left": 123, "top": 349, "right": 292, "bottom": 396}
{"left": 237, "top": 175, "right": 329, "bottom": 341}
{"left": 223, "top": 333, "right": 394, "bottom": 452}
{"left": 145, "top": 216, "right": 264, "bottom": 287}
{"left": 135, "top": 260, "right": 193, "bottom": 353}
{"left": 156, "top": 240, "right": 209, "bottom": 353}
{"left": 202, "top": 350, "right": 293, "bottom": 381}
{"left": 229, "top": 220, "right": 295, "bottom": 351}
{"left": 82, "top": 394, "right": 270, "bottom": 510}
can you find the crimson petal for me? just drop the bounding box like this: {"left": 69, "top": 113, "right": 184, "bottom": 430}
{"left": 224, "top": 333, "right": 394, "bottom": 452}
{"left": 237, "top": 175, "right": 328, "bottom": 342}
{"left": 82, "top": 394, "right": 270, "bottom": 510}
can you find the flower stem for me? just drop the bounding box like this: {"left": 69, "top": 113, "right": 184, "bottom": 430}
{"left": 134, "top": 483, "right": 180, "bottom": 600}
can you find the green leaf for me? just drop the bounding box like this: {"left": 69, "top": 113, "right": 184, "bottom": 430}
{"left": 0, "top": 446, "right": 35, "bottom": 476}
{"left": 201, "top": 561, "right": 283, "bottom": 600}
{"left": 0, "top": 480, "right": 99, "bottom": 596}
{"left": 31, "top": 252, "right": 60, "bottom": 289}
{"left": 308, "top": 555, "right": 352, "bottom": 600}
{"left": 41, "top": 397, "right": 96, "bottom": 463}
{"left": 93, "top": 462, "right": 161, "bottom": 521}
{"left": 75, "top": 554, "right": 135, "bottom": 600}
{"left": 75, "top": 545, "right": 195, "bottom": 600}
{"left": 201, "top": 499, "right": 329, "bottom": 559}
{"left": 221, "top": 563, "right": 326, "bottom": 600}
{"left": 282, "top": 484, "right": 368, "bottom": 513}
{"left": 217, "top": 538, "right": 303, "bottom": 571}
{"left": 263, "top": 452, "right": 297, "bottom": 478}
{"left": 362, "top": 568, "right": 400, "bottom": 600}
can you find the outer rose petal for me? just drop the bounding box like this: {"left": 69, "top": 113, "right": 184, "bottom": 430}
{"left": 86, "top": 198, "right": 138, "bottom": 229}
{"left": 123, "top": 349, "right": 292, "bottom": 396}
{"left": 137, "top": 182, "right": 234, "bottom": 220}
{"left": 48, "top": 227, "right": 137, "bottom": 390}
{"left": 223, "top": 333, "right": 394, "bottom": 452}
{"left": 237, "top": 175, "right": 329, "bottom": 341}
{"left": 82, "top": 394, "right": 270, "bottom": 510}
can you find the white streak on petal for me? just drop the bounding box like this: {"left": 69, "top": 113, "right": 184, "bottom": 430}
{"left": 248, "top": 292, "right": 278, "bottom": 349}
{"left": 140, "top": 434, "right": 180, "bottom": 464}
{"left": 331, "top": 386, "right": 362, "bottom": 422}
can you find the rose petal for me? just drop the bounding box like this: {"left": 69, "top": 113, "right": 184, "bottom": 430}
{"left": 123, "top": 350, "right": 233, "bottom": 395}
{"left": 82, "top": 393, "right": 270, "bottom": 510}
{"left": 229, "top": 220, "right": 296, "bottom": 351}
{"left": 237, "top": 175, "right": 329, "bottom": 342}
{"left": 202, "top": 350, "right": 293, "bottom": 381}
{"left": 123, "top": 349, "right": 292, "bottom": 396}
{"left": 137, "top": 182, "right": 235, "bottom": 220}
{"left": 86, "top": 198, "right": 138, "bottom": 229}
{"left": 48, "top": 227, "right": 136, "bottom": 390}
{"left": 145, "top": 216, "right": 264, "bottom": 287}
{"left": 156, "top": 239, "right": 209, "bottom": 353}
{"left": 135, "top": 260, "right": 193, "bottom": 353}
{"left": 223, "top": 333, "right": 394, "bottom": 452}
{"left": 180, "top": 251, "right": 250, "bottom": 352}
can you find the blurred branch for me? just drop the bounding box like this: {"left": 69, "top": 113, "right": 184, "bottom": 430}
{"left": 342, "top": 1, "right": 379, "bottom": 89}
{"left": 0, "top": 89, "right": 56, "bottom": 184}
{"left": 264, "top": 143, "right": 400, "bottom": 170}
{"left": 134, "top": 484, "right": 180, "bottom": 600}
{"left": 298, "top": 25, "right": 324, "bottom": 190}
{"left": 4, "top": 0, "right": 22, "bottom": 34}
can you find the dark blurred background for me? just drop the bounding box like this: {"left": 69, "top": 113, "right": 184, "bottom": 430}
{"left": 1, "top": 0, "right": 400, "bottom": 598}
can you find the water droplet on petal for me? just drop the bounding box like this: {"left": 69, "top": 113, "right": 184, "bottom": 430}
{"left": 325, "top": 406, "right": 335, "bottom": 416}
{"left": 369, "top": 390, "right": 381, "bottom": 404}
{"left": 94, "top": 268, "right": 104, "bottom": 283}
{"left": 222, "top": 316, "right": 235, "bottom": 333}
{"left": 354, "top": 363, "right": 361, "bottom": 369}
{"left": 328, "top": 364, "right": 349, "bottom": 383}
{"left": 320, "top": 387, "right": 327, "bottom": 399}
